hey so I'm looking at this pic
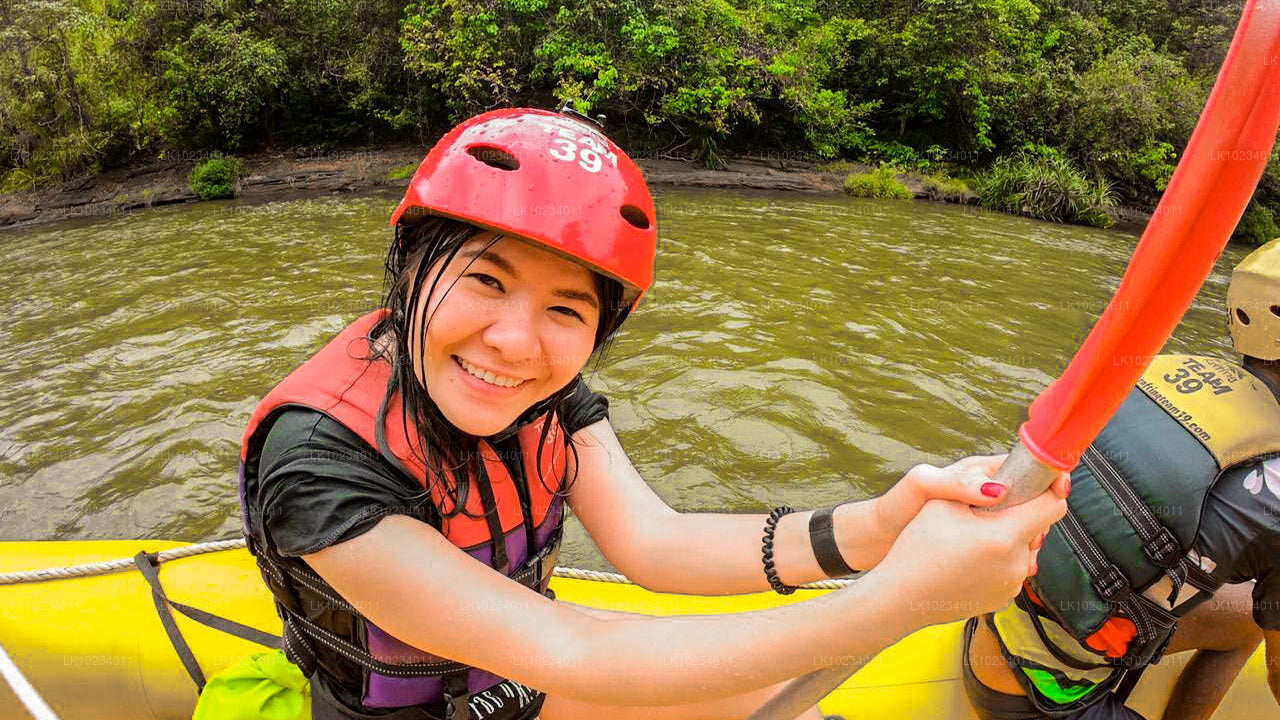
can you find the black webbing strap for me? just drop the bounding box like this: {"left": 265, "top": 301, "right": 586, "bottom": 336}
{"left": 473, "top": 462, "right": 510, "bottom": 573}
{"left": 1112, "top": 666, "right": 1147, "bottom": 704}
{"left": 1081, "top": 447, "right": 1187, "bottom": 601}
{"left": 1112, "top": 631, "right": 1173, "bottom": 705}
{"left": 444, "top": 671, "right": 472, "bottom": 720}
{"left": 283, "top": 608, "right": 470, "bottom": 676}
{"left": 279, "top": 560, "right": 362, "bottom": 615}
{"left": 1184, "top": 563, "right": 1223, "bottom": 595}
{"left": 281, "top": 614, "right": 319, "bottom": 677}
{"left": 133, "top": 552, "right": 283, "bottom": 650}
{"left": 1013, "top": 593, "right": 1107, "bottom": 671}
{"left": 134, "top": 552, "right": 208, "bottom": 691}
{"left": 509, "top": 528, "right": 562, "bottom": 589}
{"left": 1056, "top": 511, "right": 1161, "bottom": 647}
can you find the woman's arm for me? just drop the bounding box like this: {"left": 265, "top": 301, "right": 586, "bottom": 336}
{"left": 304, "top": 513, "right": 911, "bottom": 705}
{"left": 567, "top": 418, "right": 1045, "bottom": 594}
{"left": 302, "top": 490, "right": 1064, "bottom": 707}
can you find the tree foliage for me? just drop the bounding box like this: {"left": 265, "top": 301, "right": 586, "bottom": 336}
{"left": 1, "top": 0, "right": 1274, "bottom": 238}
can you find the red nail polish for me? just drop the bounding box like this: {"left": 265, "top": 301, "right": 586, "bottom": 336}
{"left": 981, "top": 482, "right": 1005, "bottom": 498}
{"left": 1064, "top": 475, "right": 1072, "bottom": 496}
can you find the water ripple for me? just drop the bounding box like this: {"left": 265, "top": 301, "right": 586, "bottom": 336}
{"left": 0, "top": 187, "right": 1247, "bottom": 572}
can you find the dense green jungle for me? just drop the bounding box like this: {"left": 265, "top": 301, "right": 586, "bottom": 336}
{"left": 2, "top": 0, "right": 1278, "bottom": 239}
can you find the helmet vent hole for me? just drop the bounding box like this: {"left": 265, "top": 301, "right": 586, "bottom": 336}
{"left": 1237, "top": 308, "right": 1251, "bottom": 325}
{"left": 620, "top": 205, "right": 651, "bottom": 230}
{"left": 1271, "top": 305, "right": 1280, "bottom": 317}
{"left": 467, "top": 145, "right": 520, "bottom": 171}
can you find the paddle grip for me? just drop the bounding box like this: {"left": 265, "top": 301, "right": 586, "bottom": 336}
{"left": 745, "top": 442, "right": 1057, "bottom": 720}
{"left": 746, "top": 662, "right": 852, "bottom": 720}
{"left": 987, "top": 440, "right": 1062, "bottom": 509}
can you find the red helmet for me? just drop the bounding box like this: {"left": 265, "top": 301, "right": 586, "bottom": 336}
{"left": 390, "top": 108, "right": 658, "bottom": 307}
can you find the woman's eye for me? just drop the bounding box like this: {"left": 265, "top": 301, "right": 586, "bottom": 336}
{"left": 552, "top": 306, "right": 585, "bottom": 322}
{"left": 468, "top": 273, "right": 503, "bottom": 291}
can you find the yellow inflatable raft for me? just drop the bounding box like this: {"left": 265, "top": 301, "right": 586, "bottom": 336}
{"left": 0, "top": 541, "right": 1273, "bottom": 720}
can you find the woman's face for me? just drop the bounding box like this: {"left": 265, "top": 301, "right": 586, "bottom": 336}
{"left": 411, "top": 231, "right": 602, "bottom": 436}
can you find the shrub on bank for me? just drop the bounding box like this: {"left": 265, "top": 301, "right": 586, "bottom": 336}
{"left": 387, "top": 162, "right": 419, "bottom": 181}
{"left": 921, "top": 174, "right": 971, "bottom": 203}
{"left": 188, "top": 154, "right": 247, "bottom": 200}
{"left": 977, "top": 154, "right": 1115, "bottom": 228}
{"left": 1235, "top": 201, "right": 1280, "bottom": 247}
{"left": 844, "top": 167, "right": 912, "bottom": 199}
{"left": 819, "top": 160, "right": 861, "bottom": 174}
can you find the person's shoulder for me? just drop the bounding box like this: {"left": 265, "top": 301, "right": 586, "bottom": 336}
{"left": 258, "top": 406, "right": 419, "bottom": 496}
{"left": 260, "top": 407, "right": 373, "bottom": 466}
{"left": 262, "top": 406, "right": 327, "bottom": 444}
{"left": 1202, "top": 458, "right": 1280, "bottom": 567}
{"left": 253, "top": 407, "right": 437, "bottom": 555}
{"left": 1213, "top": 457, "right": 1280, "bottom": 509}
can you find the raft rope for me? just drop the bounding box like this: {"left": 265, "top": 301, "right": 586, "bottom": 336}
{"left": 0, "top": 538, "right": 852, "bottom": 719}
{"left": 0, "top": 641, "right": 60, "bottom": 720}
{"left": 0, "top": 538, "right": 855, "bottom": 589}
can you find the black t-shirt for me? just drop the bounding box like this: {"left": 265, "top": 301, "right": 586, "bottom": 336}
{"left": 243, "top": 376, "right": 609, "bottom": 717}
{"left": 1194, "top": 457, "right": 1280, "bottom": 630}
{"left": 250, "top": 376, "right": 608, "bottom": 557}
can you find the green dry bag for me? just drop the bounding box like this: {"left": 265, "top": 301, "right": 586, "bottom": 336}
{"left": 192, "top": 649, "right": 311, "bottom": 720}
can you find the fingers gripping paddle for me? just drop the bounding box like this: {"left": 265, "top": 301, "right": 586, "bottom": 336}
{"left": 749, "top": 3, "right": 1280, "bottom": 718}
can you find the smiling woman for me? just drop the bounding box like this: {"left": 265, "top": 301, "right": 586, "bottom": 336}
{"left": 234, "top": 107, "right": 1069, "bottom": 720}
{"left": 402, "top": 227, "right": 618, "bottom": 438}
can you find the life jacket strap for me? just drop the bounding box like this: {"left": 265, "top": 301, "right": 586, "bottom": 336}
{"left": 262, "top": 529, "right": 564, "bottom": 681}
{"left": 283, "top": 607, "right": 472, "bottom": 676}
{"left": 1081, "top": 447, "right": 1187, "bottom": 601}
{"left": 1112, "top": 666, "right": 1147, "bottom": 704}
{"left": 444, "top": 671, "right": 472, "bottom": 720}
{"left": 983, "top": 613, "right": 1122, "bottom": 717}
{"left": 473, "top": 461, "right": 510, "bottom": 573}
{"left": 1014, "top": 594, "right": 1107, "bottom": 671}
{"left": 1184, "top": 563, "right": 1223, "bottom": 596}
{"left": 282, "top": 614, "right": 320, "bottom": 677}
{"left": 133, "top": 551, "right": 283, "bottom": 693}
{"left": 1057, "top": 511, "right": 1172, "bottom": 658}
{"left": 278, "top": 560, "right": 363, "bottom": 616}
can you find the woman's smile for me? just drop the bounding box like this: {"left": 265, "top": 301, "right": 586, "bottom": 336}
{"left": 452, "top": 354, "right": 534, "bottom": 391}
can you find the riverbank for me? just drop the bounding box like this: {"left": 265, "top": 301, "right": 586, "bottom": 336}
{"left": 0, "top": 144, "right": 1150, "bottom": 231}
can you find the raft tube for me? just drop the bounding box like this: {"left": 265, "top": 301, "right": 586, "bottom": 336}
{"left": 0, "top": 541, "right": 1274, "bottom": 719}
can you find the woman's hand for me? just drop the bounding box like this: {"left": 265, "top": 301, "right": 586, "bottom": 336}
{"left": 872, "top": 488, "right": 1068, "bottom": 628}
{"left": 843, "top": 455, "right": 1071, "bottom": 569}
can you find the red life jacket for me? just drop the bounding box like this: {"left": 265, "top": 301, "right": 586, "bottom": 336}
{"left": 238, "top": 310, "right": 566, "bottom": 714}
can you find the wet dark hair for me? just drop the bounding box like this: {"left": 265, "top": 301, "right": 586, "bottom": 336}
{"left": 368, "top": 215, "right": 631, "bottom": 521}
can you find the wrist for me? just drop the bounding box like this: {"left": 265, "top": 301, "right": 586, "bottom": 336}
{"left": 838, "top": 564, "right": 926, "bottom": 643}
{"left": 860, "top": 557, "right": 942, "bottom": 632}
{"left": 809, "top": 505, "right": 858, "bottom": 578}
{"left": 834, "top": 499, "right": 887, "bottom": 571}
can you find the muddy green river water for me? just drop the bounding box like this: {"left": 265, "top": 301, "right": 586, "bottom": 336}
{"left": 0, "top": 188, "right": 1248, "bottom": 569}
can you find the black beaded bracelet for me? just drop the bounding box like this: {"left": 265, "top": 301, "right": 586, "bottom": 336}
{"left": 761, "top": 505, "right": 799, "bottom": 595}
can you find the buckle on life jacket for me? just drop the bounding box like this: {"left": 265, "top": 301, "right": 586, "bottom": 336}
{"left": 1142, "top": 528, "right": 1181, "bottom": 569}
{"left": 1149, "top": 627, "right": 1175, "bottom": 665}
{"left": 443, "top": 673, "right": 471, "bottom": 720}
{"left": 1092, "top": 566, "right": 1128, "bottom": 601}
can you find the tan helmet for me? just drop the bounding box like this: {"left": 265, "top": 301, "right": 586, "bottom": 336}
{"left": 1227, "top": 237, "right": 1280, "bottom": 360}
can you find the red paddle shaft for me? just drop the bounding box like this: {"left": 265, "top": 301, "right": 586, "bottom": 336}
{"left": 750, "top": 2, "right": 1280, "bottom": 718}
